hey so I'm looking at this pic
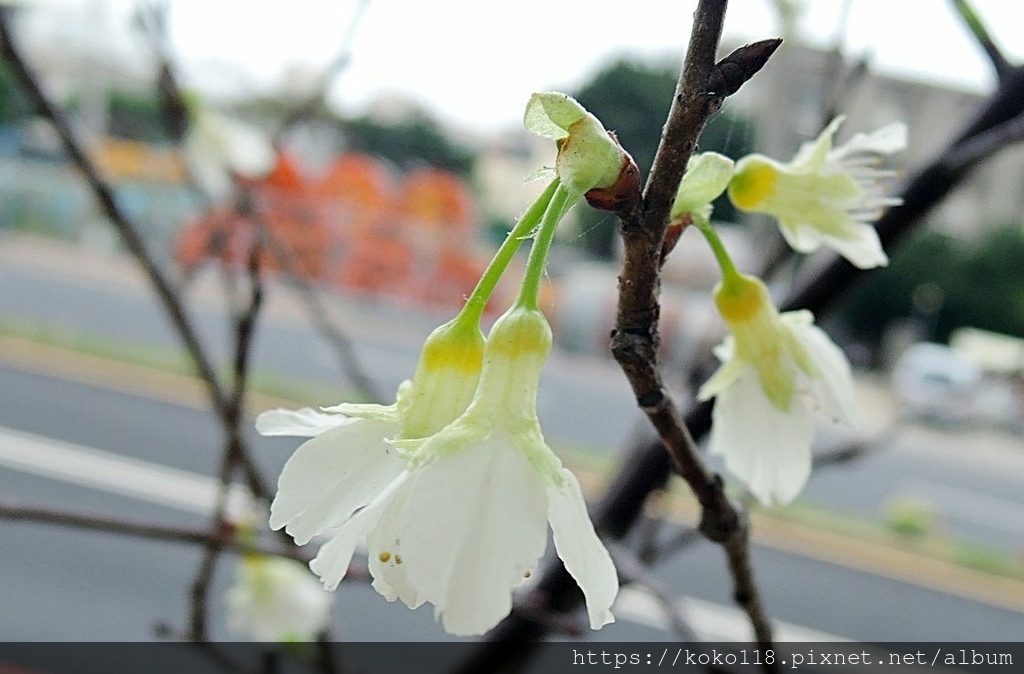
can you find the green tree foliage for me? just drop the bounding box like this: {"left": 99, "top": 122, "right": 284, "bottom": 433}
{"left": 0, "top": 61, "right": 29, "bottom": 125}
{"left": 106, "top": 89, "right": 166, "bottom": 141}
{"left": 339, "top": 111, "right": 475, "bottom": 177}
{"left": 572, "top": 57, "right": 756, "bottom": 259}
{"left": 65, "top": 88, "right": 168, "bottom": 142}
{"left": 839, "top": 224, "right": 1024, "bottom": 348}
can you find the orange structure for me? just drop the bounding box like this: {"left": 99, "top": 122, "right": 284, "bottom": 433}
{"left": 175, "top": 152, "right": 489, "bottom": 311}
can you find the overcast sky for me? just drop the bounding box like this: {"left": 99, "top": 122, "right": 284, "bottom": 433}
{"left": 27, "top": 1, "right": 1024, "bottom": 134}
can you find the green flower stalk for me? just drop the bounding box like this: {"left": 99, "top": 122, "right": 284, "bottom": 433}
{"left": 260, "top": 92, "right": 624, "bottom": 636}
{"left": 257, "top": 180, "right": 559, "bottom": 546}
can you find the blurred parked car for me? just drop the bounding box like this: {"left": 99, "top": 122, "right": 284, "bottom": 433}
{"left": 892, "top": 342, "right": 981, "bottom": 426}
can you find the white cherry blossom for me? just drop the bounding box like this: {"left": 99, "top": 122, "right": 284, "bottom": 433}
{"left": 699, "top": 272, "right": 858, "bottom": 505}
{"left": 305, "top": 307, "right": 618, "bottom": 635}
{"left": 728, "top": 116, "right": 906, "bottom": 269}
{"left": 225, "top": 554, "right": 332, "bottom": 642}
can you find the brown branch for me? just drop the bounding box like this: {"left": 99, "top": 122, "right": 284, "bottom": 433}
{"left": 229, "top": 228, "right": 266, "bottom": 418}
{"left": 0, "top": 499, "right": 308, "bottom": 562}
{"left": 462, "top": 7, "right": 782, "bottom": 673}
{"left": 191, "top": 235, "right": 267, "bottom": 642}
{"left": 610, "top": 0, "right": 779, "bottom": 659}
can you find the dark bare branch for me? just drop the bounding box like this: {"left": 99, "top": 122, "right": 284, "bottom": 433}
{"left": 190, "top": 233, "right": 268, "bottom": 642}
{"left": 950, "top": 0, "right": 1011, "bottom": 80}
{"left": 0, "top": 499, "right": 307, "bottom": 561}
{"left": 609, "top": 0, "right": 779, "bottom": 657}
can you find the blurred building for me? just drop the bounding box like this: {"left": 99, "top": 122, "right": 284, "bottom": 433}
{"left": 175, "top": 152, "right": 494, "bottom": 311}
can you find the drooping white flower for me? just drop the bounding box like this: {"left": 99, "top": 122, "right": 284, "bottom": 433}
{"left": 184, "top": 106, "right": 276, "bottom": 199}
{"left": 225, "top": 554, "right": 333, "bottom": 642}
{"left": 698, "top": 272, "right": 859, "bottom": 505}
{"left": 257, "top": 315, "right": 485, "bottom": 546}
{"left": 727, "top": 116, "right": 906, "bottom": 269}
{"left": 304, "top": 306, "right": 618, "bottom": 636}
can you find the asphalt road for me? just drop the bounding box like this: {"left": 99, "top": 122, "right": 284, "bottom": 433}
{"left": 1, "top": 239, "right": 1024, "bottom": 644}
{"left": 1, "top": 243, "right": 1022, "bottom": 553}
{"left": 2, "top": 364, "right": 1024, "bottom": 643}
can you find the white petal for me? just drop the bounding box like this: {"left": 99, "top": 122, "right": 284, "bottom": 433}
{"left": 789, "top": 319, "right": 860, "bottom": 426}
{"left": 255, "top": 407, "right": 353, "bottom": 437}
{"left": 709, "top": 369, "right": 814, "bottom": 505}
{"left": 309, "top": 471, "right": 410, "bottom": 591}
{"left": 523, "top": 92, "right": 584, "bottom": 140}
{"left": 821, "top": 223, "right": 889, "bottom": 269}
{"left": 777, "top": 217, "right": 829, "bottom": 256}
{"left": 269, "top": 418, "right": 405, "bottom": 544}
{"left": 547, "top": 470, "right": 618, "bottom": 629}
{"left": 697, "top": 350, "right": 747, "bottom": 401}
{"left": 792, "top": 116, "right": 843, "bottom": 168}
{"left": 834, "top": 122, "right": 907, "bottom": 158}
{"left": 366, "top": 482, "right": 424, "bottom": 609}
{"left": 398, "top": 433, "right": 549, "bottom": 636}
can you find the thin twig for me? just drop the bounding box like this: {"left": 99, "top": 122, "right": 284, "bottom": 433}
{"left": 0, "top": 499, "right": 306, "bottom": 561}
{"left": 606, "top": 542, "right": 701, "bottom": 643}
{"left": 273, "top": 0, "right": 372, "bottom": 143}
{"left": 588, "top": 50, "right": 1024, "bottom": 665}
{"left": 950, "top": 0, "right": 1011, "bottom": 80}
{"left": 0, "top": 11, "right": 272, "bottom": 503}
{"left": 463, "top": 6, "right": 782, "bottom": 673}
{"left": 253, "top": 215, "right": 385, "bottom": 403}
{"left": 190, "top": 235, "right": 266, "bottom": 642}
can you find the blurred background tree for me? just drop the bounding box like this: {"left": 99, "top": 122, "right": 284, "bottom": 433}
{"left": 338, "top": 110, "right": 475, "bottom": 177}
{"left": 0, "top": 61, "right": 29, "bottom": 124}
{"left": 106, "top": 89, "right": 165, "bottom": 141}
{"left": 839, "top": 223, "right": 1024, "bottom": 349}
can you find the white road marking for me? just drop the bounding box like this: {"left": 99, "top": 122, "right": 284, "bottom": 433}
{"left": 0, "top": 423, "right": 850, "bottom": 642}
{"left": 614, "top": 586, "right": 850, "bottom": 642}
{"left": 0, "top": 424, "right": 254, "bottom": 517}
